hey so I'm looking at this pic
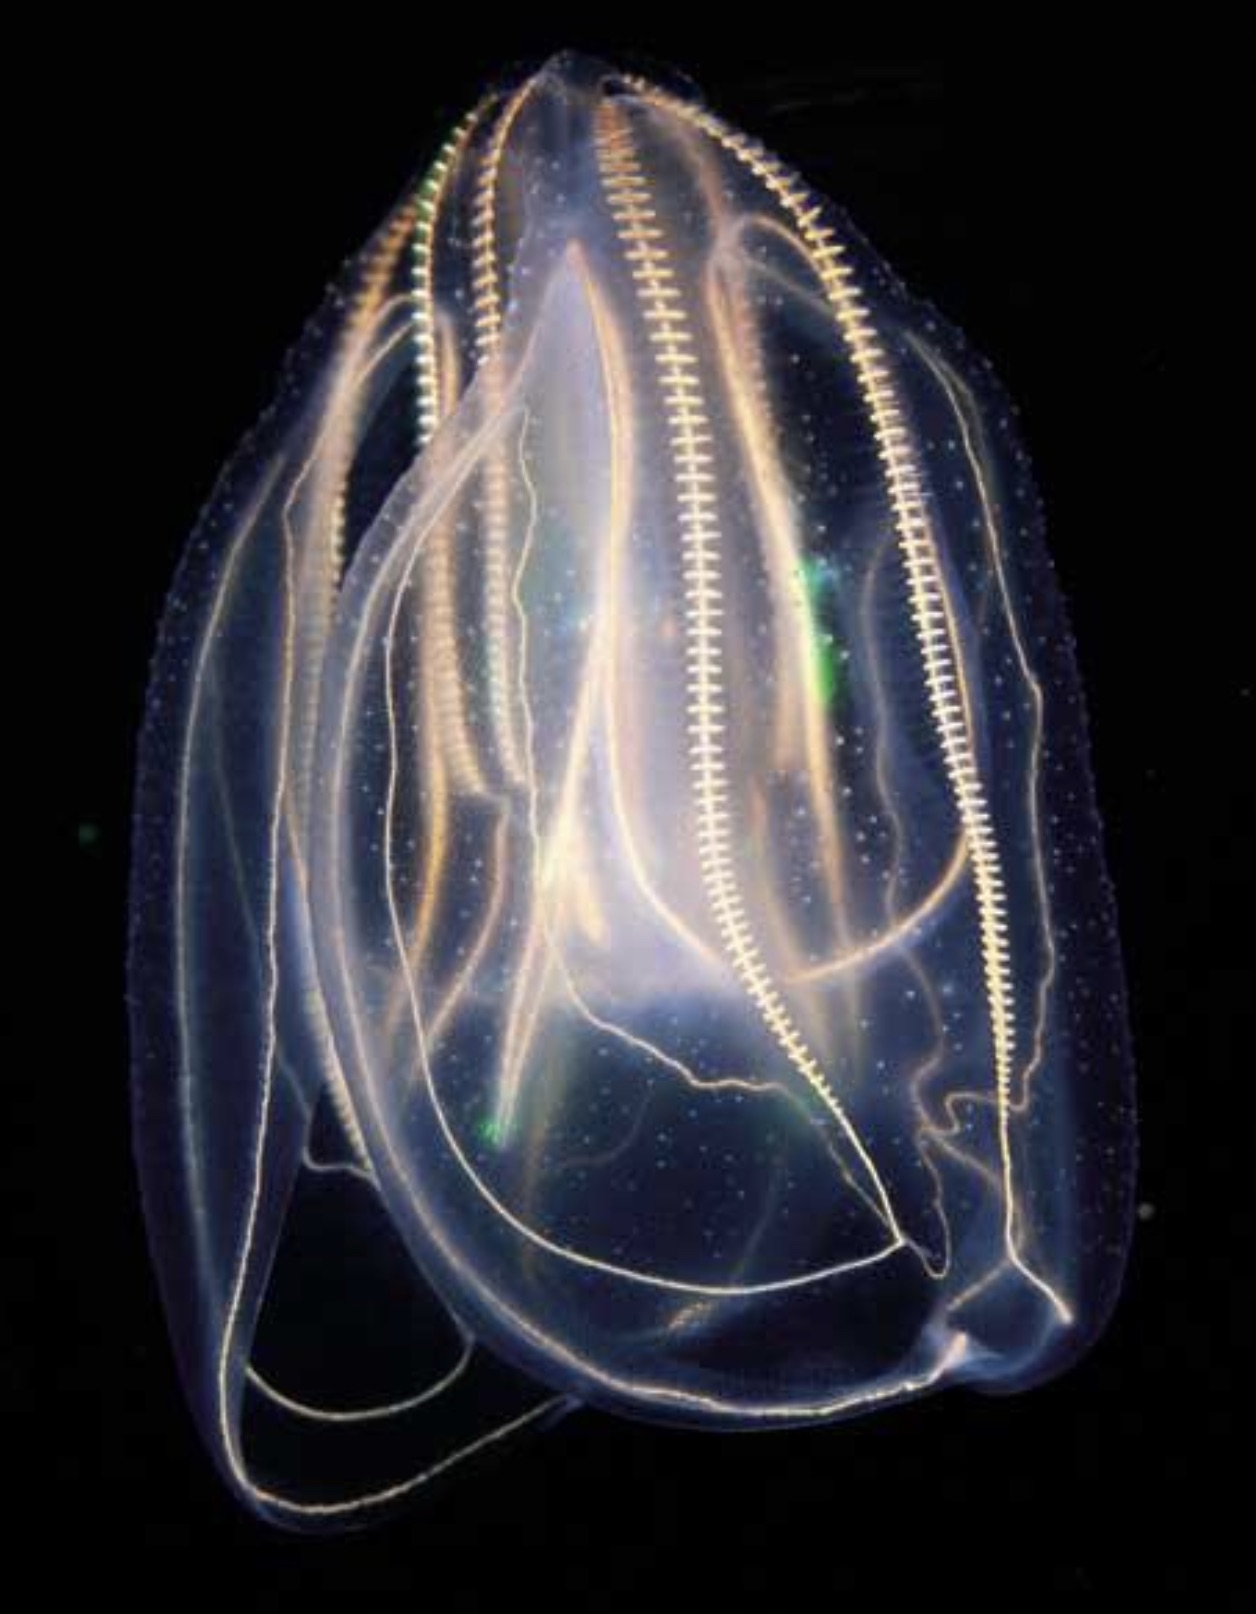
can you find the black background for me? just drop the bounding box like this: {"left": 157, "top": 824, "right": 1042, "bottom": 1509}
{"left": 22, "top": 10, "right": 1250, "bottom": 1608}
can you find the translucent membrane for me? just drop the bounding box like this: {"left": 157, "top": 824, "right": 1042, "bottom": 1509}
{"left": 129, "top": 52, "right": 1136, "bottom": 1528}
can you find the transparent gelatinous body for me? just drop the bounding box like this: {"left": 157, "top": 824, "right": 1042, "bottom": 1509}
{"left": 129, "top": 53, "right": 1136, "bottom": 1526}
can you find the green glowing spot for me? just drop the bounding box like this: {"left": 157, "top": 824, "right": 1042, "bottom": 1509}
{"left": 812, "top": 633, "right": 841, "bottom": 707}
{"left": 796, "top": 555, "right": 843, "bottom": 708}
{"left": 77, "top": 821, "right": 100, "bottom": 848}
{"left": 477, "top": 1114, "right": 506, "bottom": 1149}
